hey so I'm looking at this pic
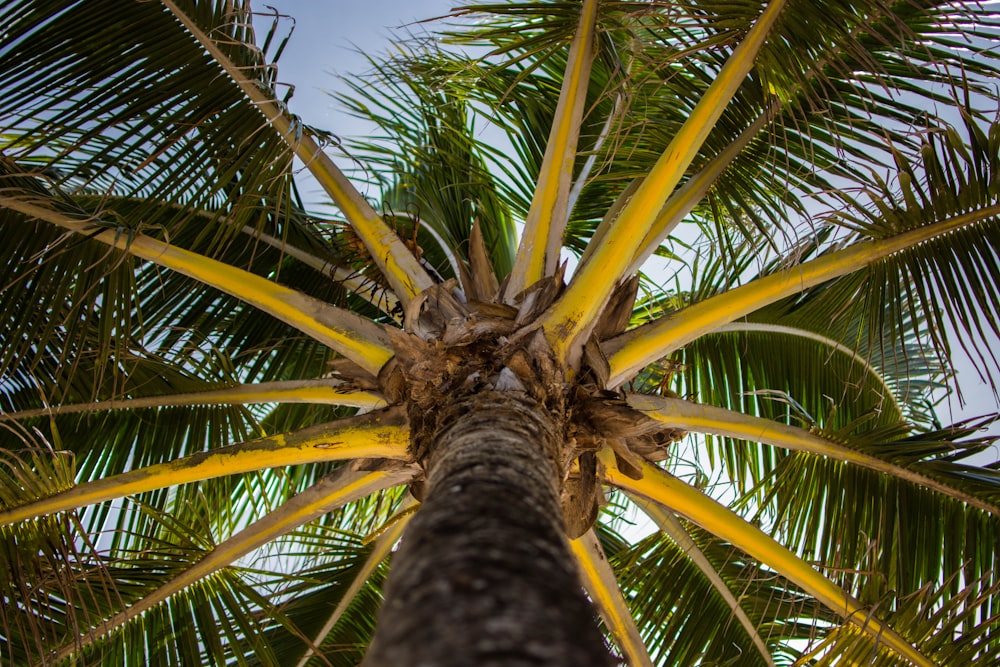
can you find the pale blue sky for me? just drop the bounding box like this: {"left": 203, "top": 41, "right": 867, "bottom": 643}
{"left": 259, "top": 1, "right": 455, "bottom": 139}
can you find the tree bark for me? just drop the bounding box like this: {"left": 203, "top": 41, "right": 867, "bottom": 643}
{"left": 364, "top": 390, "right": 614, "bottom": 667}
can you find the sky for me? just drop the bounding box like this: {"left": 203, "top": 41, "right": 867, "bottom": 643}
{"left": 254, "top": 1, "right": 1000, "bottom": 442}
{"left": 256, "top": 1, "right": 456, "bottom": 144}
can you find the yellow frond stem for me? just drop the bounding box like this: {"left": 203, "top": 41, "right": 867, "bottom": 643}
{"left": 161, "top": 0, "right": 433, "bottom": 304}
{"left": 605, "top": 203, "right": 1000, "bottom": 386}
{"left": 283, "top": 133, "right": 434, "bottom": 302}
{"left": 295, "top": 499, "right": 417, "bottom": 667}
{"left": 625, "top": 394, "right": 1000, "bottom": 516}
{"left": 507, "top": 0, "right": 599, "bottom": 298}
{"left": 627, "top": 494, "right": 777, "bottom": 667}
{"left": 570, "top": 529, "right": 654, "bottom": 667}
{"left": 0, "top": 380, "right": 386, "bottom": 422}
{"left": 600, "top": 450, "right": 937, "bottom": 667}
{"left": 52, "top": 464, "right": 415, "bottom": 664}
{"left": 627, "top": 108, "right": 776, "bottom": 275}
{"left": 0, "top": 409, "right": 409, "bottom": 526}
{"left": 541, "top": 0, "right": 787, "bottom": 365}
{"left": 2, "top": 198, "right": 394, "bottom": 375}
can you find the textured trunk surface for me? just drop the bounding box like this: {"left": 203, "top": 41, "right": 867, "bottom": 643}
{"left": 364, "top": 390, "right": 613, "bottom": 666}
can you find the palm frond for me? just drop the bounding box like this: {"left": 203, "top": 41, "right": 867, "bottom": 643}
{"left": 291, "top": 503, "right": 415, "bottom": 667}
{"left": 608, "top": 521, "right": 828, "bottom": 666}
{"left": 506, "top": 0, "right": 599, "bottom": 297}
{"left": 571, "top": 527, "right": 654, "bottom": 667}
{"left": 606, "top": 118, "right": 1000, "bottom": 387}
{"left": 48, "top": 463, "right": 413, "bottom": 664}
{"left": 335, "top": 51, "right": 520, "bottom": 284}
{"left": 628, "top": 393, "right": 1000, "bottom": 516}
{"left": 602, "top": 448, "right": 935, "bottom": 667}
{"left": 0, "top": 406, "right": 409, "bottom": 527}
{"left": 541, "top": 0, "right": 789, "bottom": 367}
{"left": 629, "top": 495, "right": 777, "bottom": 667}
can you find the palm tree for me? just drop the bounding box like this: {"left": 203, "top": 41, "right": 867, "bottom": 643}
{"left": 2, "top": 0, "right": 999, "bottom": 664}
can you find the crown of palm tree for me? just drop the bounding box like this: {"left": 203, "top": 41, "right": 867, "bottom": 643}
{"left": 2, "top": 1, "right": 1000, "bottom": 665}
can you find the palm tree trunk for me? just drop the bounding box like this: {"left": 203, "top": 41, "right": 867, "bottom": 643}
{"left": 364, "top": 390, "right": 614, "bottom": 666}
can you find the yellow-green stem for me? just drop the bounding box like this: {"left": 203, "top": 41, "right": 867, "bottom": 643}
{"left": 626, "top": 107, "right": 776, "bottom": 275}
{"left": 2, "top": 198, "right": 393, "bottom": 375}
{"left": 541, "top": 0, "right": 787, "bottom": 367}
{"left": 0, "top": 408, "right": 409, "bottom": 526}
{"left": 605, "top": 204, "right": 1000, "bottom": 386}
{"left": 0, "top": 380, "right": 386, "bottom": 422}
{"left": 507, "top": 0, "right": 599, "bottom": 299}
{"left": 570, "top": 528, "right": 654, "bottom": 667}
{"left": 161, "top": 0, "right": 433, "bottom": 304}
{"left": 601, "top": 449, "right": 936, "bottom": 667}
{"left": 51, "top": 464, "right": 415, "bottom": 664}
